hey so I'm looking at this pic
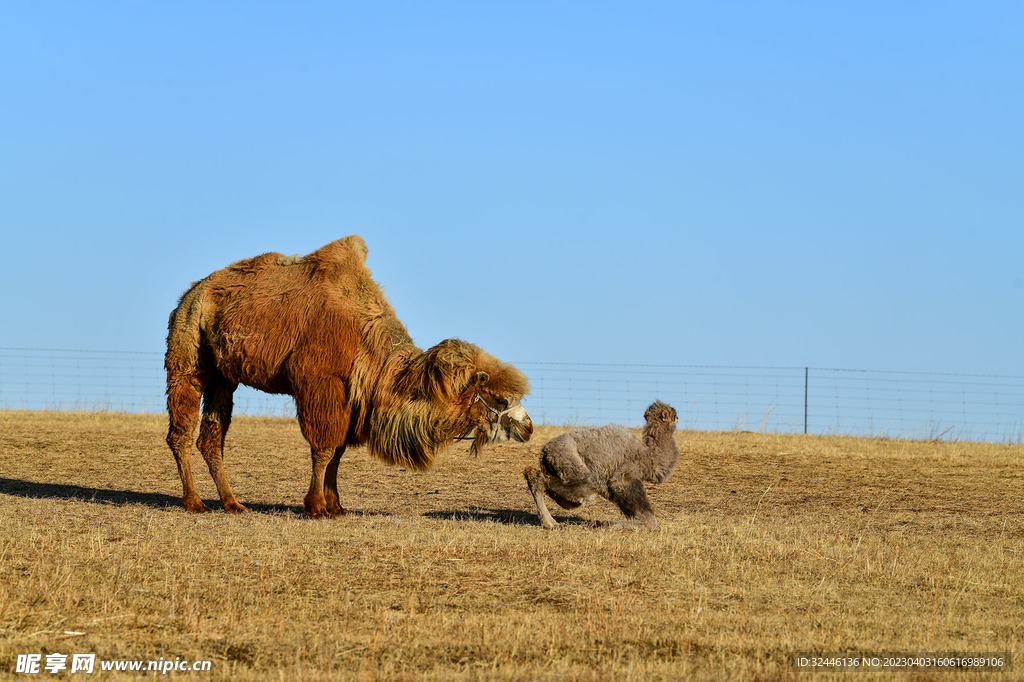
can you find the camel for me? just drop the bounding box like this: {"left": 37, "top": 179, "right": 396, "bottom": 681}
{"left": 165, "top": 235, "right": 533, "bottom": 518}
{"left": 524, "top": 401, "right": 679, "bottom": 529}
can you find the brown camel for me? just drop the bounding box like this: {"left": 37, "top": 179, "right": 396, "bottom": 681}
{"left": 165, "top": 235, "right": 532, "bottom": 518}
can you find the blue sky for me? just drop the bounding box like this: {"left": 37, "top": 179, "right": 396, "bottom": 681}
{"left": 2, "top": 2, "right": 1021, "bottom": 376}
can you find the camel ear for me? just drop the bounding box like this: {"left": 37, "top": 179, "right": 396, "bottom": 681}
{"left": 475, "top": 371, "right": 490, "bottom": 386}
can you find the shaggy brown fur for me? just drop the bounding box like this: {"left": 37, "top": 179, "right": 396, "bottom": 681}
{"left": 524, "top": 401, "right": 679, "bottom": 529}
{"left": 165, "top": 235, "right": 532, "bottom": 518}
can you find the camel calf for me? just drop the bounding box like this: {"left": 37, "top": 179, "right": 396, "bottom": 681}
{"left": 524, "top": 401, "right": 679, "bottom": 529}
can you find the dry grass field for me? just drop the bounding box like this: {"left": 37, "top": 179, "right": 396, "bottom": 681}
{"left": 1, "top": 410, "right": 1022, "bottom": 681}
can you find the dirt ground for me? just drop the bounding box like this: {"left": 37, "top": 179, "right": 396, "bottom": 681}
{"left": 1, "top": 410, "right": 1021, "bottom": 680}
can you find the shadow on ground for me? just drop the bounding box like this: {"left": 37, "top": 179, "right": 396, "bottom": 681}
{"left": 0, "top": 478, "right": 297, "bottom": 515}
{"left": 1, "top": 479, "right": 594, "bottom": 525}
{"left": 424, "top": 507, "right": 590, "bottom": 527}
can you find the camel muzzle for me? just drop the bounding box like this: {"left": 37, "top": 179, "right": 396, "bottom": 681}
{"left": 460, "top": 395, "right": 533, "bottom": 448}
{"left": 498, "top": 405, "right": 533, "bottom": 443}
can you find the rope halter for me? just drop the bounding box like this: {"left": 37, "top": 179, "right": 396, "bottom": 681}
{"left": 455, "top": 392, "right": 523, "bottom": 441}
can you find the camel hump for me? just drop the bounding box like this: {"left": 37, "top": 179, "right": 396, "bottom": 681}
{"left": 308, "top": 235, "right": 368, "bottom": 267}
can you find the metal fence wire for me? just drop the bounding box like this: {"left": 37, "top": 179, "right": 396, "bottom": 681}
{"left": 1, "top": 348, "right": 1021, "bottom": 443}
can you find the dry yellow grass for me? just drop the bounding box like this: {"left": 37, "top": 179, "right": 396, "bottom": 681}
{"left": 1, "top": 410, "right": 1022, "bottom": 681}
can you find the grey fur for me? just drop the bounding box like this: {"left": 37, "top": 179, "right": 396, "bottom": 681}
{"left": 523, "top": 401, "right": 680, "bottom": 530}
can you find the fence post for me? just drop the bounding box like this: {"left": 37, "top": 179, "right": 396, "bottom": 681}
{"left": 804, "top": 367, "right": 809, "bottom": 435}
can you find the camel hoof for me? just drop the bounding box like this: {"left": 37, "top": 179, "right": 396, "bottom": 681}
{"left": 303, "top": 491, "right": 330, "bottom": 519}
{"left": 541, "top": 520, "right": 559, "bottom": 530}
{"left": 223, "top": 501, "right": 249, "bottom": 514}
{"left": 303, "top": 505, "right": 329, "bottom": 519}
{"left": 326, "top": 505, "right": 347, "bottom": 518}
{"left": 183, "top": 496, "right": 211, "bottom": 513}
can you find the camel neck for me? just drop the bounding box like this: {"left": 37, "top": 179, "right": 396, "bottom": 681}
{"left": 641, "top": 424, "right": 680, "bottom": 483}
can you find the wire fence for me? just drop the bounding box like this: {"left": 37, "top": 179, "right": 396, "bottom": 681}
{"left": 1, "top": 348, "right": 1021, "bottom": 443}
{"left": 519, "top": 362, "right": 1024, "bottom": 443}
{"left": 0, "top": 348, "right": 290, "bottom": 417}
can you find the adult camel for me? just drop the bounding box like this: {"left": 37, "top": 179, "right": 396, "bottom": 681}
{"left": 165, "top": 235, "right": 532, "bottom": 518}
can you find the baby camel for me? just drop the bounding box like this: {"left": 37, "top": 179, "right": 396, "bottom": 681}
{"left": 524, "top": 401, "right": 679, "bottom": 529}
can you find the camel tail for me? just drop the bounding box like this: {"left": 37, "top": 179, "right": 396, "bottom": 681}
{"left": 165, "top": 280, "right": 209, "bottom": 404}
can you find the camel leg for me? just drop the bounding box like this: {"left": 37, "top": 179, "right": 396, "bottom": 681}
{"left": 304, "top": 447, "right": 334, "bottom": 519}
{"left": 166, "top": 373, "right": 209, "bottom": 513}
{"left": 323, "top": 445, "right": 347, "bottom": 517}
{"left": 196, "top": 372, "right": 246, "bottom": 513}
{"left": 598, "top": 479, "right": 658, "bottom": 530}
{"left": 544, "top": 483, "right": 584, "bottom": 510}
{"left": 295, "top": 377, "right": 350, "bottom": 519}
{"left": 524, "top": 466, "right": 559, "bottom": 530}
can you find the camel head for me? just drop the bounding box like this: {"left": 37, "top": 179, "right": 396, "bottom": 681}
{"left": 372, "top": 339, "right": 533, "bottom": 469}
{"left": 464, "top": 384, "right": 534, "bottom": 456}
{"left": 418, "top": 339, "right": 533, "bottom": 455}
{"left": 643, "top": 401, "right": 678, "bottom": 429}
